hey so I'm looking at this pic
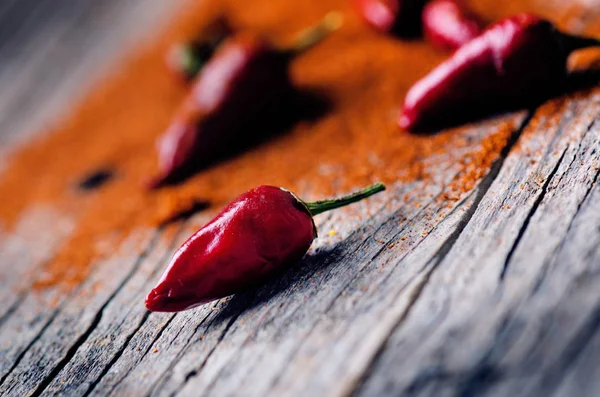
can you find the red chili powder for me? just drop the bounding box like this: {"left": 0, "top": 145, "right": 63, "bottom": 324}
{"left": 0, "top": 0, "right": 595, "bottom": 289}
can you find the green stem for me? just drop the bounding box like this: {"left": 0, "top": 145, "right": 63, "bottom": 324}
{"left": 290, "top": 12, "right": 343, "bottom": 54}
{"left": 169, "top": 43, "right": 206, "bottom": 78}
{"left": 180, "top": 44, "right": 204, "bottom": 76}
{"left": 305, "top": 183, "right": 386, "bottom": 216}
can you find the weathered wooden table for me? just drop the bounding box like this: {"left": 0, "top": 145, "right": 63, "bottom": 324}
{"left": 0, "top": 0, "right": 599, "bottom": 396}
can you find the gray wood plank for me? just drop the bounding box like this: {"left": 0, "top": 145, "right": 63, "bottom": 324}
{"left": 0, "top": 1, "right": 186, "bottom": 395}
{"left": 78, "top": 114, "right": 526, "bottom": 397}
{"left": 40, "top": 224, "right": 187, "bottom": 396}
{"left": 0, "top": 0, "right": 181, "bottom": 149}
{"left": 0, "top": 228, "right": 158, "bottom": 396}
{"left": 355, "top": 91, "right": 600, "bottom": 397}
{"left": 0, "top": 0, "right": 599, "bottom": 396}
{"left": 0, "top": 208, "right": 74, "bottom": 379}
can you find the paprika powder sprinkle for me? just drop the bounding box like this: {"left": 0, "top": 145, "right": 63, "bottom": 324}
{"left": 146, "top": 183, "right": 385, "bottom": 312}
{"left": 0, "top": 0, "right": 597, "bottom": 291}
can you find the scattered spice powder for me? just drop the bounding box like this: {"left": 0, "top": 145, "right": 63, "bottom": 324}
{"left": 0, "top": 0, "right": 597, "bottom": 290}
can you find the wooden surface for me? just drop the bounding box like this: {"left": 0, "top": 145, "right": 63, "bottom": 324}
{"left": 0, "top": 1, "right": 599, "bottom": 396}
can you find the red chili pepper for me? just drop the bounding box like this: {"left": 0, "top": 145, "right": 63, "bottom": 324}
{"left": 399, "top": 13, "right": 600, "bottom": 132}
{"left": 354, "top": 0, "right": 399, "bottom": 32}
{"left": 166, "top": 17, "right": 233, "bottom": 81}
{"left": 353, "top": 0, "right": 428, "bottom": 36}
{"left": 145, "top": 183, "right": 385, "bottom": 312}
{"left": 422, "top": 0, "right": 481, "bottom": 50}
{"left": 148, "top": 13, "right": 342, "bottom": 188}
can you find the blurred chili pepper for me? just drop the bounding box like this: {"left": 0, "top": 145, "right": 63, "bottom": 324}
{"left": 422, "top": 0, "right": 481, "bottom": 50}
{"left": 166, "top": 17, "right": 233, "bottom": 81}
{"left": 148, "top": 13, "right": 342, "bottom": 188}
{"left": 145, "top": 183, "right": 386, "bottom": 312}
{"left": 353, "top": 0, "right": 428, "bottom": 36}
{"left": 399, "top": 13, "right": 600, "bottom": 132}
{"left": 354, "top": 0, "right": 398, "bottom": 32}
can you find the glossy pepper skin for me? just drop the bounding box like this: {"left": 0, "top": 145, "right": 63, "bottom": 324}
{"left": 166, "top": 17, "right": 232, "bottom": 81}
{"left": 149, "top": 33, "right": 293, "bottom": 188}
{"left": 146, "top": 183, "right": 385, "bottom": 312}
{"left": 422, "top": 0, "right": 481, "bottom": 50}
{"left": 354, "top": 0, "right": 428, "bottom": 36}
{"left": 149, "top": 13, "right": 341, "bottom": 188}
{"left": 354, "top": 0, "right": 398, "bottom": 32}
{"left": 399, "top": 13, "right": 600, "bottom": 132}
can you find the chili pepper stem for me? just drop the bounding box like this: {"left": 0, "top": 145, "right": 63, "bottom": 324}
{"left": 290, "top": 12, "right": 343, "bottom": 54}
{"left": 170, "top": 43, "right": 203, "bottom": 76}
{"left": 555, "top": 30, "right": 600, "bottom": 54}
{"left": 304, "top": 183, "right": 386, "bottom": 216}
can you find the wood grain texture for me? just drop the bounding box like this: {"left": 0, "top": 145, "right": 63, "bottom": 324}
{"left": 0, "top": 1, "right": 599, "bottom": 396}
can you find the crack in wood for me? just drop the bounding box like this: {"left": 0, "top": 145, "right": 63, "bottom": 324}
{"left": 0, "top": 292, "right": 25, "bottom": 329}
{"left": 374, "top": 111, "right": 600, "bottom": 396}
{"left": 312, "top": 187, "right": 449, "bottom": 318}
{"left": 0, "top": 305, "right": 62, "bottom": 387}
{"left": 350, "top": 112, "right": 534, "bottom": 396}
{"left": 180, "top": 311, "right": 245, "bottom": 395}
{"left": 551, "top": 118, "right": 596, "bottom": 190}
{"left": 500, "top": 147, "right": 569, "bottom": 281}
{"left": 143, "top": 302, "right": 222, "bottom": 397}
{"left": 251, "top": 117, "right": 534, "bottom": 397}
{"left": 43, "top": 221, "right": 189, "bottom": 396}
{"left": 82, "top": 310, "right": 152, "bottom": 397}
{"left": 449, "top": 179, "right": 600, "bottom": 395}
{"left": 78, "top": 221, "right": 193, "bottom": 394}
{"left": 365, "top": 185, "right": 480, "bottom": 304}
{"left": 0, "top": 264, "right": 95, "bottom": 386}
{"left": 0, "top": 2, "right": 598, "bottom": 394}
{"left": 139, "top": 314, "right": 177, "bottom": 362}
{"left": 188, "top": 186, "right": 442, "bottom": 390}
{"left": 143, "top": 303, "right": 245, "bottom": 397}
{"left": 529, "top": 119, "right": 600, "bottom": 296}
{"left": 30, "top": 310, "right": 105, "bottom": 396}
{"left": 28, "top": 230, "right": 162, "bottom": 396}
{"left": 221, "top": 186, "right": 456, "bottom": 394}
{"left": 102, "top": 311, "right": 178, "bottom": 396}
{"left": 212, "top": 192, "right": 410, "bottom": 350}
{"left": 367, "top": 187, "right": 450, "bottom": 262}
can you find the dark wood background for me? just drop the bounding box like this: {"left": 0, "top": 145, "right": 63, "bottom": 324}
{"left": 0, "top": 0, "right": 599, "bottom": 396}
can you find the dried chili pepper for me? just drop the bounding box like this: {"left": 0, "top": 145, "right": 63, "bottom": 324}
{"left": 166, "top": 17, "right": 232, "bottom": 81}
{"left": 422, "top": 0, "right": 481, "bottom": 50}
{"left": 353, "top": 0, "right": 428, "bottom": 36}
{"left": 399, "top": 13, "right": 600, "bottom": 132}
{"left": 148, "top": 13, "right": 342, "bottom": 188}
{"left": 145, "top": 183, "right": 386, "bottom": 312}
